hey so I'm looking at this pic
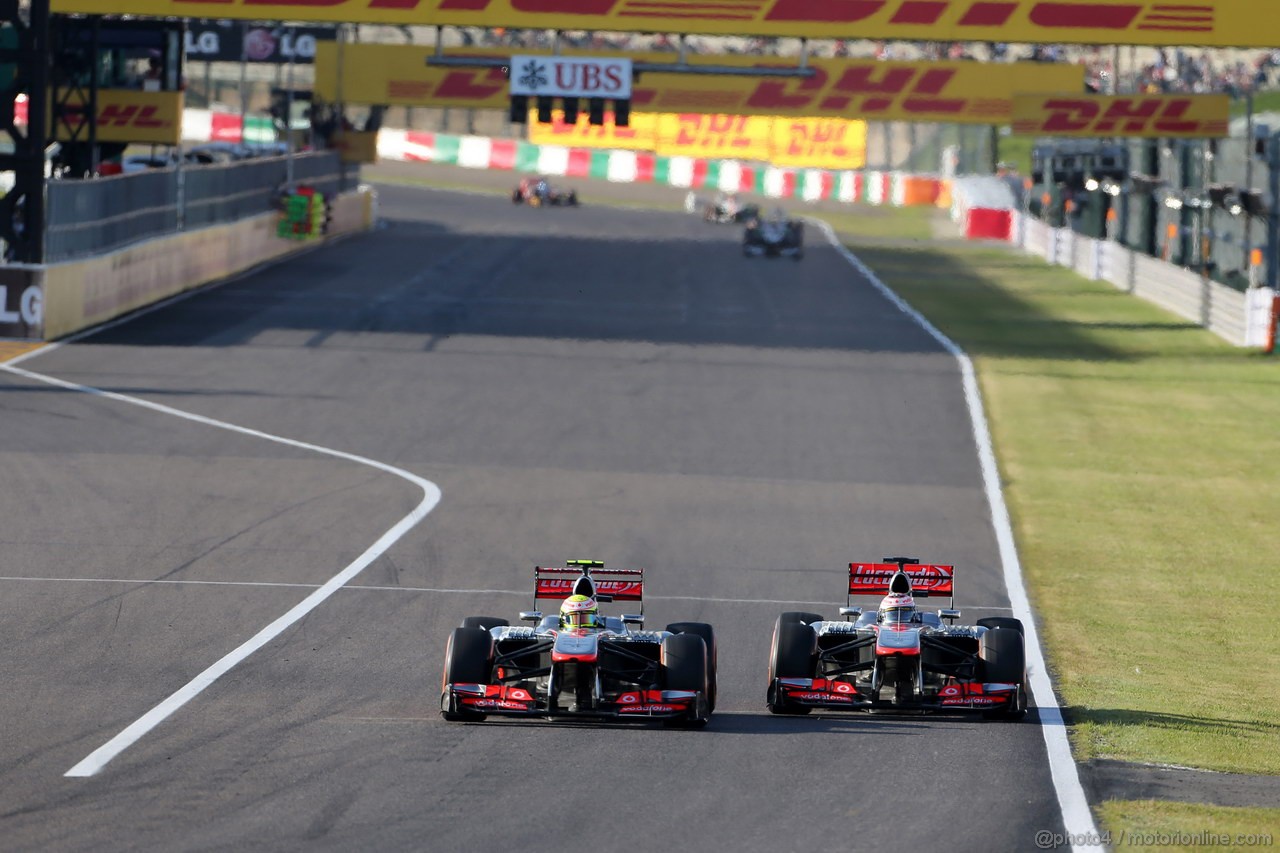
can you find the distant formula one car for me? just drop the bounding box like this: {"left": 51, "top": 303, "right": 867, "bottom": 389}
{"left": 512, "top": 176, "right": 579, "bottom": 207}
{"left": 766, "top": 557, "right": 1027, "bottom": 719}
{"left": 743, "top": 210, "right": 803, "bottom": 259}
{"left": 441, "top": 559, "right": 717, "bottom": 726}
{"left": 685, "top": 190, "right": 759, "bottom": 224}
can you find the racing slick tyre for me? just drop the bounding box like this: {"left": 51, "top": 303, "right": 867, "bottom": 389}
{"left": 778, "top": 611, "right": 824, "bottom": 626}
{"left": 441, "top": 627, "right": 493, "bottom": 722}
{"left": 767, "top": 619, "right": 816, "bottom": 715}
{"left": 511, "top": 189, "right": 523, "bottom": 204}
{"left": 666, "top": 622, "right": 718, "bottom": 712}
{"left": 979, "top": 627, "right": 1028, "bottom": 721}
{"left": 977, "top": 616, "right": 1024, "bottom": 635}
{"left": 461, "top": 616, "right": 509, "bottom": 632}
{"left": 660, "top": 633, "right": 710, "bottom": 728}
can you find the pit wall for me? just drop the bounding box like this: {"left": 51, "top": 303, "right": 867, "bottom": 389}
{"left": 36, "top": 187, "right": 374, "bottom": 341}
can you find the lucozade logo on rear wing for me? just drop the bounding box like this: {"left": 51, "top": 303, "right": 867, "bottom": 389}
{"left": 53, "top": 0, "right": 1266, "bottom": 47}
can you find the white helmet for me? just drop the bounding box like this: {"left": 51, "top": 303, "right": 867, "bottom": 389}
{"left": 879, "top": 592, "right": 916, "bottom": 625}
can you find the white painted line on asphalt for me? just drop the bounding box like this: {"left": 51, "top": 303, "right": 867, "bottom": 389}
{"left": 813, "top": 220, "right": 1099, "bottom": 848}
{"left": 0, "top": 362, "right": 442, "bottom": 778}
{"left": 0, "top": 575, "right": 1016, "bottom": 610}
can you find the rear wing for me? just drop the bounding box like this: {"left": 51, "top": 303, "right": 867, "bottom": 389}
{"left": 534, "top": 560, "right": 645, "bottom": 614}
{"left": 848, "top": 560, "right": 954, "bottom": 608}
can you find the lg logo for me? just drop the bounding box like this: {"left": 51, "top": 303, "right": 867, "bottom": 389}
{"left": 0, "top": 285, "right": 42, "bottom": 327}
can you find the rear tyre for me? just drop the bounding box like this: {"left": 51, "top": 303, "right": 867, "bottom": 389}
{"left": 461, "top": 616, "right": 509, "bottom": 632}
{"left": 660, "top": 634, "right": 710, "bottom": 728}
{"left": 979, "top": 627, "right": 1027, "bottom": 721}
{"left": 767, "top": 619, "right": 816, "bottom": 715}
{"left": 666, "top": 622, "right": 718, "bottom": 712}
{"left": 441, "top": 627, "right": 493, "bottom": 722}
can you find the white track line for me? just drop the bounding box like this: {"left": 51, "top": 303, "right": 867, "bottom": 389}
{"left": 813, "top": 220, "right": 1098, "bottom": 847}
{"left": 0, "top": 362, "right": 442, "bottom": 778}
{"left": 0, "top": 575, "right": 1015, "bottom": 610}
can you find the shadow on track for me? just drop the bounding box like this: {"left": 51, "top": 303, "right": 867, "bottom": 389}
{"left": 76, "top": 184, "right": 1119, "bottom": 360}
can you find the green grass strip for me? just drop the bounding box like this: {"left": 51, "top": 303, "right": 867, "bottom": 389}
{"left": 854, "top": 242, "right": 1280, "bottom": 777}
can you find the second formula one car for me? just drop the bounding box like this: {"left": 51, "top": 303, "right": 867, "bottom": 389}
{"left": 686, "top": 191, "right": 760, "bottom": 224}
{"left": 512, "top": 176, "right": 579, "bottom": 207}
{"left": 766, "top": 557, "right": 1027, "bottom": 719}
{"left": 743, "top": 210, "right": 804, "bottom": 259}
{"left": 441, "top": 559, "right": 717, "bottom": 726}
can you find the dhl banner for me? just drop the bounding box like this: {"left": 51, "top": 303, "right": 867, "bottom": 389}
{"left": 770, "top": 117, "right": 866, "bottom": 170}
{"left": 49, "top": 89, "right": 183, "bottom": 145}
{"left": 656, "top": 115, "right": 775, "bottom": 164}
{"left": 1011, "top": 93, "right": 1230, "bottom": 139}
{"left": 52, "top": 0, "right": 1280, "bottom": 47}
{"left": 530, "top": 112, "right": 866, "bottom": 170}
{"left": 316, "top": 45, "right": 1083, "bottom": 126}
{"left": 528, "top": 111, "right": 661, "bottom": 152}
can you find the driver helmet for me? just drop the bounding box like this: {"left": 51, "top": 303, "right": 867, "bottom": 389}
{"left": 559, "top": 594, "right": 601, "bottom": 630}
{"left": 878, "top": 592, "right": 917, "bottom": 625}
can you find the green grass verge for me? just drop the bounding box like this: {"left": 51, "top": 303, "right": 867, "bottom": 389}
{"left": 1097, "top": 801, "right": 1279, "bottom": 848}
{"left": 856, "top": 243, "right": 1280, "bottom": 777}
{"left": 998, "top": 133, "right": 1036, "bottom": 177}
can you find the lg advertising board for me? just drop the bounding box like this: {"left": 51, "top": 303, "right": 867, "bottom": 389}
{"left": 183, "top": 23, "right": 335, "bottom": 64}
{"left": 314, "top": 46, "right": 1084, "bottom": 127}
{"left": 49, "top": 0, "right": 1280, "bottom": 47}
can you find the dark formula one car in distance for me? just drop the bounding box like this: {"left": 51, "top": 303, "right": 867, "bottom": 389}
{"left": 766, "top": 557, "right": 1028, "bottom": 719}
{"left": 441, "top": 560, "right": 717, "bottom": 727}
{"left": 743, "top": 209, "right": 804, "bottom": 259}
{"left": 512, "top": 176, "right": 579, "bottom": 207}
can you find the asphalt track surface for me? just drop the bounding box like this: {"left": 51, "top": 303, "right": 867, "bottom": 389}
{"left": 0, "top": 184, "right": 1067, "bottom": 851}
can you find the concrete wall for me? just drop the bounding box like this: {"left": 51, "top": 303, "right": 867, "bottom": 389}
{"left": 36, "top": 187, "right": 374, "bottom": 341}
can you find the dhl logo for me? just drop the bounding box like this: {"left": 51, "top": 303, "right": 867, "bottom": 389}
{"left": 780, "top": 120, "right": 857, "bottom": 160}
{"left": 673, "top": 115, "right": 761, "bottom": 152}
{"left": 317, "top": 43, "right": 1083, "bottom": 125}
{"left": 50, "top": 88, "right": 183, "bottom": 144}
{"left": 133, "top": 0, "right": 1217, "bottom": 33}
{"left": 745, "top": 66, "right": 971, "bottom": 117}
{"left": 98, "top": 104, "right": 171, "bottom": 128}
{"left": 71, "top": 0, "right": 1257, "bottom": 46}
{"left": 1011, "top": 94, "right": 1230, "bottom": 139}
{"left": 58, "top": 103, "right": 168, "bottom": 128}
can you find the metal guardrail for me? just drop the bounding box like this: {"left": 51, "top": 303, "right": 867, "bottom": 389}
{"left": 1019, "top": 214, "right": 1272, "bottom": 347}
{"left": 45, "top": 152, "right": 358, "bottom": 263}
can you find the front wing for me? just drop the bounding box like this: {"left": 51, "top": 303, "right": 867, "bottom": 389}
{"left": 773, "top": 676, "right": 1021, "bottom": 712}
{"left": 442, "top": 682, "right": 706, "bottom": 720}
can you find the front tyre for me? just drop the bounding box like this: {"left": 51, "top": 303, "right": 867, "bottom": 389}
{"left": 660, "top": 633, "right": 710, "bottom": 728}
{"left": 441, "top": 627, "right": 493, "bottom": 722}
{"left": 666, "top": 622, "right": 718, "bottom": 712}
{"left": 979, "top": 627, "right": 1027, "bottom": 721}
{"left": 767, "top": 618, "right": 816, "bottom": 715}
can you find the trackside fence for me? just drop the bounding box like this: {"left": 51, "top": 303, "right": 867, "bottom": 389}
{"left": 1016, "top": 214, "right": 1276, "bottom": 348}
{"left": 45, "top": 152, "right": 359, "bottom": 262}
